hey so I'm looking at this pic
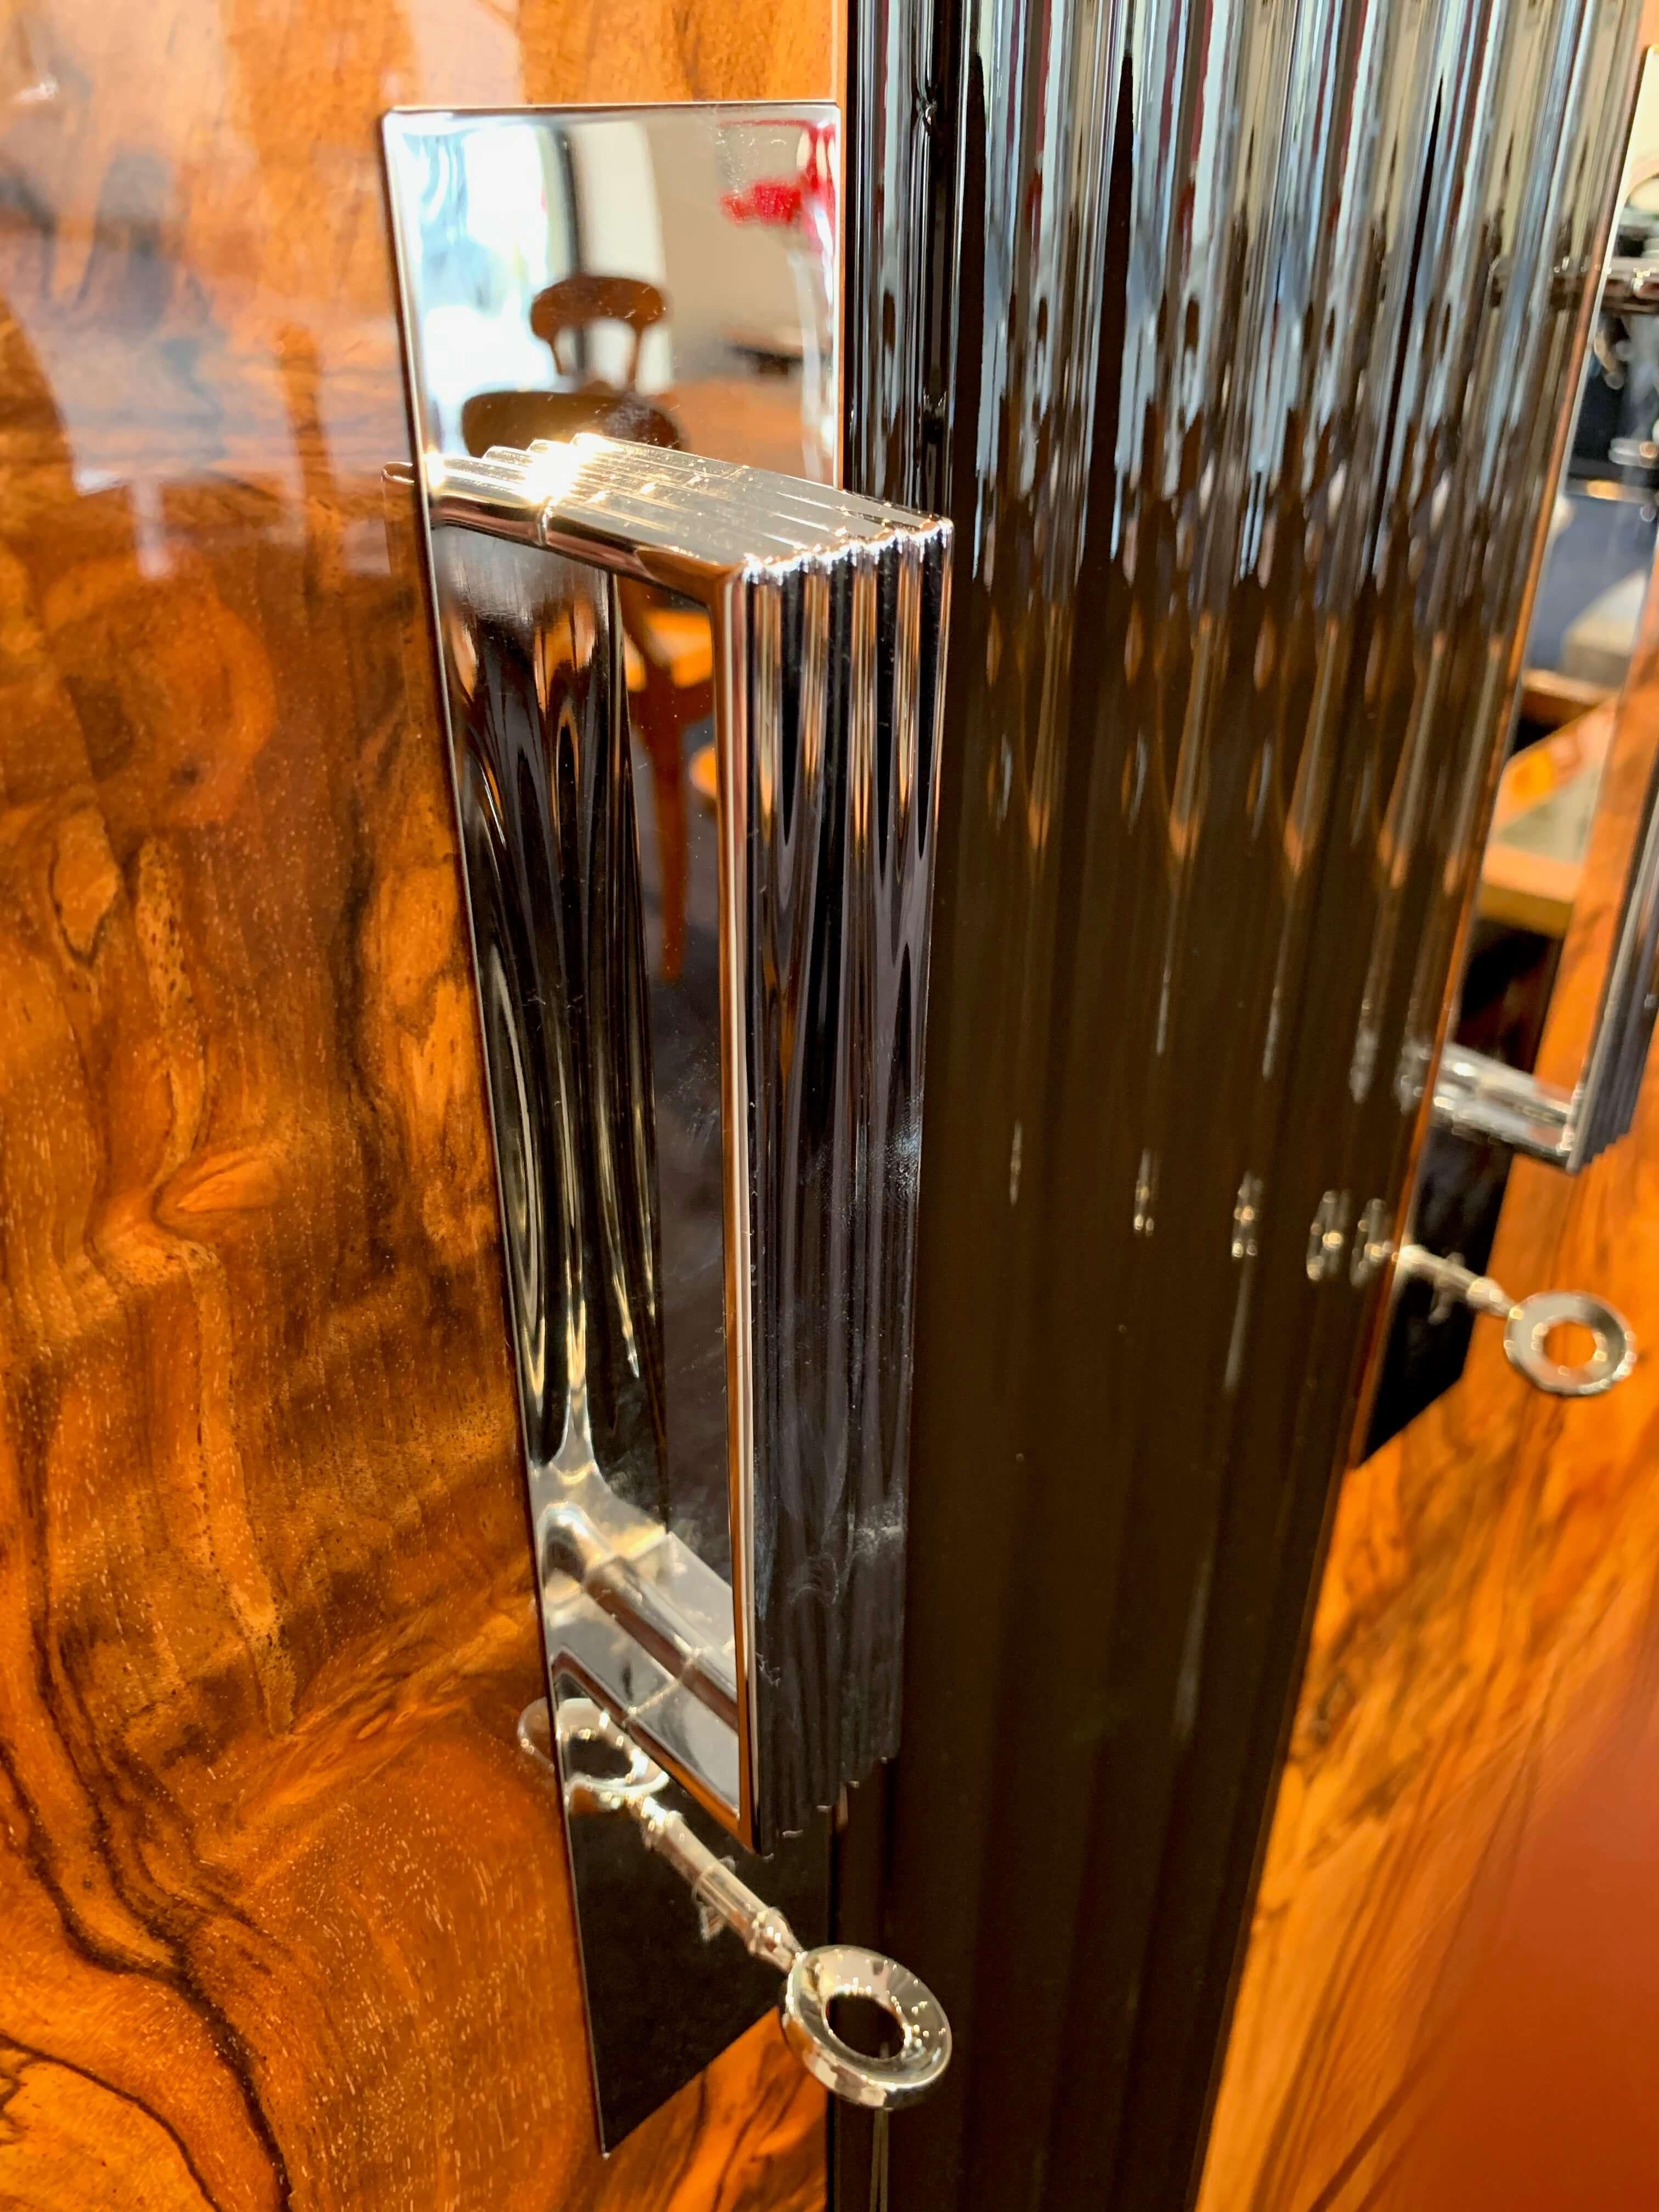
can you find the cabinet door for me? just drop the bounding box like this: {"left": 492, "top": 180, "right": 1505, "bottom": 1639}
{"left": 0, "top": 5, "right": 827, "bottom": 2205}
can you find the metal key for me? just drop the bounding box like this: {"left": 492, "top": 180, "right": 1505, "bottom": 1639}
{"left": 519, "top": 1698, "right": 951, "bottom": 2111}
{"left": 1396, "top": 1243, "right": 1637, "bottom": 1398}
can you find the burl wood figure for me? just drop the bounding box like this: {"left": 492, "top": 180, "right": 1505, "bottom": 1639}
{"left": 0, "top": 2, "right": 829, "bottom": 2205}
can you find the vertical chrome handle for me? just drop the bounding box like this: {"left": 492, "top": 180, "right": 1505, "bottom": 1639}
{"left": 424, "top": 433, "right": 951, "bottom": 1852}
{"left": 383, "top": 99, "right": 951, "bottom": 2151}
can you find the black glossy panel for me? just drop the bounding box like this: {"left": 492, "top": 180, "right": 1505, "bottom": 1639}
{"left": 839, "top": 2, "right": 1642, "bottom": 2208}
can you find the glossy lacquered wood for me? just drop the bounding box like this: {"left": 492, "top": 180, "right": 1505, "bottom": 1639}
{"left": 0, "top": 3, "right": 829, "bottom": 2205}
{"left": 1198, "top": 545, "right": 1659, "bottom": 2209}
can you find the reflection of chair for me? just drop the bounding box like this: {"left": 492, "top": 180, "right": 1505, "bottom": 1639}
{"left": 459, "top": 272, "right": 710, "bottom": 984}
{"left": 459, "top": 272, "right": 681, "bottom": 456}
{"left": 460, "top": 383, "right": 679, "bottom": 456}
{"left": 619, "top": 581, "right": 713, "bottom": 984}
{"left": 462, "top": 272, "right": 681, "bottom": 453}
{"left": 531, "top": 273, "right": 667, "bottom": 387}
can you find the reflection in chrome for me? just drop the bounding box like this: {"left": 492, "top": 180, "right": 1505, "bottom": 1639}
{"left": 1305, "top": 1190, "right": 1352, "bottom": 1286}
{"left": 781, "top": 1944, "right": 952, "bottom": 2112}
{"left": 845, "top": 0, "right": 958, "bottom": 511}
{"left": 421, "top": 436, "right": 951, "bottom": 1850}
{"left": 1230, "top": 1175, "right": 1263, "bottom": 1265}
{"left": 1349, "top": 1198, "right": 1395, "bottom": 1289}
{"left": 1432, "top": 1040, "right": 1579, "bottom": 1164}
{"left": 1599, "top": 257, "right": 1659, "bottom": 316}
{"left": 382, "top": 105, "right": 842, "bottom": 482}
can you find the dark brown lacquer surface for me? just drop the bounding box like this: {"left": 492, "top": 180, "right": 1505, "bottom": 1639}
{"left": 839, "top": 2, "right": 1641, "bottom": 2209}
{"left": 0, "top": 2, "right": 828, "bottom": 2207}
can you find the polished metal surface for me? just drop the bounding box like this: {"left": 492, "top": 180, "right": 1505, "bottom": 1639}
{"left": 387, "top": 106, "right": 954, "bottom": 1857}
{"left": 1433, "top": 721, "right": 1659, "bottom": 1171}
{"left": 387, "top": 106, "right": 953, "bottom": 2151}
{"left": 1575, "top": 720, "right": 1659, "bottom": 1161}
{"left": 1577, "top": 729, "right": 1659, "bottom": 1161}
{"left": 1395, "top": 1242, "right": 1523, "bottom": 1324}
{"left": 383, "top": 105, "right": 842, "bottom": 483}
{"left": 1350, "top": 1197, "right": 1396, "bottom": 1288}
{"left": 1599, "top": 256, "right": 1659, "bottom": 315}
{"left": 1396, "top": 1242, "right": 1637, "bottom": 1397}
{"left": 780, "top": 1945, "right": 952, "bottom": 2112}
{"left": 1305, "top": 1192, "right": 1353, "bottom": 1285}
{"left": 518, "top": 1687, "right": 830, "bottom": 2150}
{"left": 1504, "top": 1286, "right": 1639, "bottom": 1395}
{"left": 400, "top": 426, "right": 950, "bottom": 1853}
{"left": 422, "top": 477, "right": 742, "bottom": 1822}
{"left": 529, "top": 1695, "right": 669, "bottom": 1815}
{"left": 1431, "top": 144, "right": 1659, "bottom": 1180}
{"left": 542, "top": 1696, "right": 799, "bottom": 1966}
{"left": 524, "top": 1696, "right": 952, "bottom": 2121}
{"left": 839, "top": 2, "right": 1643, "bottom": 2207}
{"left": 1433, "top": 1042, "right": 1578, "bottom": 1164}
{"left": 844, "top": 0, "right": 960, "bottom": 513}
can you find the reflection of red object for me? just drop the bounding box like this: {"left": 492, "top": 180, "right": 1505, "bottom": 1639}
{"left": 721, "top": 178, "right": 804, "bottom": 225}
{"left": 720, "top": 120, "right": 837, "bottom": 236}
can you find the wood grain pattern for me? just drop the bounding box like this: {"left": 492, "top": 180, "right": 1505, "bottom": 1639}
{"left": 0, "top": 1, "right": 831, "bottom": 2205}
{"left": 1197, "top": 528, "right": 1659, "bottom": 2209}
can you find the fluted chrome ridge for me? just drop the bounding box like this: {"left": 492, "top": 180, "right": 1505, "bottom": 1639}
{"left": 426, "top": 435, "right": 951, "bottom": 1850}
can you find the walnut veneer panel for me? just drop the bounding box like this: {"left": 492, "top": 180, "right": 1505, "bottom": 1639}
{"left": 0, "top": 2, "right": 830, "bottom": 2205}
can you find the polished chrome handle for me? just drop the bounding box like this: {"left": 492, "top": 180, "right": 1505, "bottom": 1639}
{"left": 422, "top": 433, "right": 950, "bottom": 1852}
{"left": 1396, "top": 1243, "right": 1637, "bottom": 1397}
{"left": 383, "top": 98, "right": 949, "bottom": 2150}
{"left": 1434, "top": 669, "right": 1659, "bottom": 1178}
